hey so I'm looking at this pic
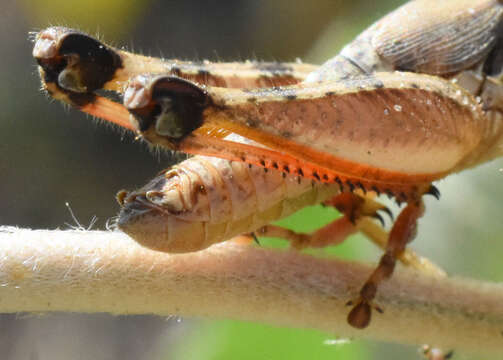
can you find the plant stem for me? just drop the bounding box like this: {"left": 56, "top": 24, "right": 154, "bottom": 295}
{"left": 0, "top": 226, "right": 502, "bottom": 354}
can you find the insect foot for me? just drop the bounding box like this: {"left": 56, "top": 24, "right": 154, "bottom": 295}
{"left": 324, "top": 193, "right": 393, "bottom": 226}
{"left": 347, "top": 199, "right": 426, "bottom": 328}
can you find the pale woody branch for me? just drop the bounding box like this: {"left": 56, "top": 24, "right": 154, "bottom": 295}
{"left": 0, "top": 226, "right": 502, "bottom": 355}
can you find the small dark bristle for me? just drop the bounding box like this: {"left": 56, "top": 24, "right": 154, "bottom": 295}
{"left": 371, "top": 186, "right": 380, "bottom": 196}
{"left": 356, "top": 182, "right": 366, "bottom": 194}
{"left": 335, "top": 177, "right": 344, "bottom": 192}
{"left": 347, "top": 181, "right": 355, "bottom": 192}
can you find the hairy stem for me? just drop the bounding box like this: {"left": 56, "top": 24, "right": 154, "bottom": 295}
{"left": 0, "top": 226, "right": 502, "bottom": 354}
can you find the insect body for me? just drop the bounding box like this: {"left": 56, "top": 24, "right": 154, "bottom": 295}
{"left": 116, "top": 133, "right": 339, "bottom": 253}
{"left": 33, "top": 0, "right": 503, "bottom": 329}
{"left": 116, "top": 135, "right": 439, "bottom": 276}
{"left": 119, "top": 0, "right": 503, "bottom": 327}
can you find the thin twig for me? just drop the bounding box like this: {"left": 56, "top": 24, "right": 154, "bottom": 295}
{"left": 0, "top": 226, "right": 502, "bottom": 355}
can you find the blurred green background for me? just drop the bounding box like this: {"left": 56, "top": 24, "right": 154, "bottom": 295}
{"left": 1, "top": 0, "right": 502, "bottom": 359}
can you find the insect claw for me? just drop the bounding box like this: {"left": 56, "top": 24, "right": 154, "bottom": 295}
{"left": 378, "top": 207, "right": 394, "bottom": 222}
{"left": 425, "top": 185, "right": 441, "bottom": 200}
{"left": 444, "top": 351, "right": 454, "bottom": 359}
{"left": 251, "top": 232, "right": 260, "bottom": 245}
{"left": 371, "top": 213, "right": 385, "bottom": 227}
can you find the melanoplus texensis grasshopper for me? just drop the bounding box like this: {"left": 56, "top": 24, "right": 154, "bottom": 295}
{"left": 32, "top": 0, "right": 503, "bottom": 330}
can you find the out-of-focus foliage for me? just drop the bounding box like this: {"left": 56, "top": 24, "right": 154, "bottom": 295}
{"left": 171, "top": 320, "right": 368, "bottom": 360}
{"left": 20, "top": 0, "right": 152, "bottom": 38}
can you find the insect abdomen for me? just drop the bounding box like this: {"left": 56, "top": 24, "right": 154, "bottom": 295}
{"left": 118, "top": 136, "right": 339, "bottom": 253}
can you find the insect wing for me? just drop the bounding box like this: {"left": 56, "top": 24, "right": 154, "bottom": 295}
{"left": 371, "top": 0, "right": 503, "bottom": 75}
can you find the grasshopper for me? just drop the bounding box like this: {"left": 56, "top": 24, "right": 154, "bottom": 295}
{"left": 32, "top": 0, "right": 503, "bottom": 329}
